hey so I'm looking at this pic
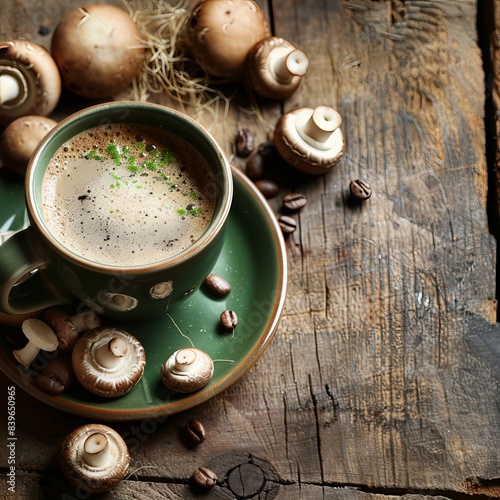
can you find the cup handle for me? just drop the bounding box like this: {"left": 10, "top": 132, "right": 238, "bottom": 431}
{"left": 0, "top": 227, "right": 71, "bottom": 314}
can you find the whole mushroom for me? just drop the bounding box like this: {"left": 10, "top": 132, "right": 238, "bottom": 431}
{"left": 0, "top": 115, "right": 57, "bottom": 175}
{"left": 274, "top": 106, "right": 345, "bottom": 175}
{"left": 60, "top": 423, "right": 129, "bottom": 493}
{"left": 247, "top": 36, "right": 309, "bottom": 99}
{"left": 188, "top": 0, "right": 270, "bottom": 80}
{"left": 161, "top": 347, "right": 214, "bottom": 393}
{"left": 0, "top": 40, "right": 61, "bottom": 125}
{"left": 51, "top": 4, "right": 146, "bottom": 98}
{"left": 71, "top": 327, "right": 146, "bottom": 398}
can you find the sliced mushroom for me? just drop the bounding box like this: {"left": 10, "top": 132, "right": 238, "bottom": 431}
{"left": 13, "top": 318, "right": 59, "bottom": 368}
{"left": 0, "top": 40, "right": 61, "bottom": 125}
{"left": 188, "top": 0, "right": 269, "bottom": 80}
{"left": 160, "top": 347, "right": 214, "bottom": 393}
{"left": 60, "top": 423, "right": 129, "bottom": 493}
{"left": 0, "top": 115, "right": 57, "bottom": 175}
{"left": 71, "top": 327, "right": 146, "bottom": 398}
{"left": 51, "top": 5, "right": 146, "bottom": 98}
{"left": 247, "top": 36, "right": 309, "bottom": 99}
{"left": 274, "top": 106, "right": 345, "bottom": 175}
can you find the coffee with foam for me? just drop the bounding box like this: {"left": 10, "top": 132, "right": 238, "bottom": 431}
{"left": 42, "top": 123, "right": 217, "bottom": 267}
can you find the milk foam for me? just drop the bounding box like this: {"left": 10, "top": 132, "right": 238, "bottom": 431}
{"left": 41, "top": 124, "right": 217, "bottom": 266}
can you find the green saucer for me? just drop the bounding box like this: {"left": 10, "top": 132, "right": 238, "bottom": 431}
{"left": 0, "top": 167, "right": 287, "bottom": 421}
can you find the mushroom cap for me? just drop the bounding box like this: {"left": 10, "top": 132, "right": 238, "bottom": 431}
{"left": 72, "top": 327, "right": 146, "bottom": 398}
{"left": 60, "top": 423, "right": 129, "bottom": 493}
{"left": 0, "top": 40, "right": 61, "bottom": 125}
{"left": 274, "top": 106, "right": 345, "bottom": 175}
{"left": 247, "top": 36, "right": 309, "bottom": 99}
{"left": 21, "top": 318, "right": 59, "bottom": 351}
{"left": 188, "top": 0, "right": 270, "bottom": 80}
{"left": 0, "top": 115, "right": 57, "bottom": 175}
{"left": 161, "top": 347, "right": 214, "bottom": 393}
{"left": 51, "top": 4, "right": 146, "bottom": 98}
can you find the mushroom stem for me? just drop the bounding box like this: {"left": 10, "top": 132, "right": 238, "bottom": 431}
{"left": 95, "top": 337, "right": 128, "bottom": 369}
{"left": 174, "top": 348, "right": 197, "bottom": 373}
{"left": 298, "top": 106, "right": 343, "bottom": 146}
{"left": 0, "top": 72, "right": 22, "bottom": 105}
{"left": 82, "top": 433, "right": 110, "bottom": 468}
{"left": 272, "top": 49, "right": 309, "bottom": 82}
{"left": 13, "top": 341, "right": 40, "bottom": 368}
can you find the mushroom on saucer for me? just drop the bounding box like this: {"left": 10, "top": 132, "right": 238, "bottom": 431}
{"left": 13, "top": 318, "right": 59, "bottom": 369}
{"left": 0, "top": 115, "right": 57, "bottom": 175}
{"left": 161, "top": 347, "right": 214, "bottom": 393}
{"left": 274, "top": 106, "right": 345, "bottom": 175}
{"left": 72, "top": 327, "right": 146, "bottom": 398}
{"left": 0, "top": 40, "right": 61, "bottom": 125}
{"left": 61, "top": 423, "right": 129, "bottom": 493}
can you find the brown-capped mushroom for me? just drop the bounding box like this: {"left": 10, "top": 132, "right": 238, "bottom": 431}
{"left": 0, "top": 115, "right": 57, "bottom": 175}
{"left": 188, "top": 0, "right": 269, "bottom": 80}
{"left": 51, "top": 4, "right": 146, "bottom": 98}
{"left": 60, "top": 423, "right": 129, "bottom": 493}
{"left": 274, "top": 106, "right": 345, "bottom": 175}
{"left": 0, "top": 41, "right": 61, "bottom": 125}
{"left": 42, "top": 308, "right": 101, "bottom": 352}
{"left": 160, "top": 347, "right": 214, "bottom": 393}
{"left": 71, "top": 327, "right": 146, "bottom": 398}
{"left": 13, "top": 318, "right": 59, "bottom": 368}
{"left": 247, "top": 36, "right": 309, "bottom": 99}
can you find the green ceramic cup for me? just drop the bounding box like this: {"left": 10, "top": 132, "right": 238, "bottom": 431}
{"left": 0, "top": 102, "right": 233, "bottom": 320}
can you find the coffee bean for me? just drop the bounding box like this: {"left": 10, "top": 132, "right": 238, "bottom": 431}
{"left": 278, "top": 215, "right": 297, "bottom": 234}
{"left": 255, "top": 179, "right": 279, "bottom": 199}
{"left": 204, "top": 273, "right": 231, "bottom": 297}
{"left": 350, "top": 179, "right": 372, "bottom": 200}
{"left": 235, "top": 128, "right": 255, "bottom": 157}
{"left": 192, "top": 467, "right": 217, "bottom": 488}
{"left": 283, "top": 193, "right": 307, "bottom": 211}
{"left": 257, "top": 140, "right": 277, "bottom": 158}
{"left": 245, "top": 153, "right": 266, "bottom": 181}
{"left": 186, "top": 419, "right": 206, "bottom": 445}
{"left": 220, "top": 310, "right": 238, "bottom": 330}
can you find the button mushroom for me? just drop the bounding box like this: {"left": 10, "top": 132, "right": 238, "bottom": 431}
{"left": 13, "top": 318, "right": 59, "bottom": 369}
{"left": 0, "top": 40, "right": 61, "bottom": 125}
{"left": 247, "top": 36, "right": 309, "bottom": 99}
{"left": 60, "top": 423, "right": 129, "bottom": 493}
{"left": 0, "top": 115, "right": 57, "bottom": 175}
{"left": 51, "top": 4, "right": 146, "bottom": 98}
{"left": 71, "top": 327, "right": 146, "bottom": 398}
{"left": 160, "top": 347, "right": 214, "bottom": 393}
{"left": 188, "top": 0, "right": 270, "bottom": 80}
{"left": 274, "top": 106, "right": 345, "bottom": 175}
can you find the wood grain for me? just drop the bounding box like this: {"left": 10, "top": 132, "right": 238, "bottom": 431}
{"left": 1, "top": 0, "right": 499, "bottom": 498}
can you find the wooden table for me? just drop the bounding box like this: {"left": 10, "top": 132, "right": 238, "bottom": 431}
{"left": 1, "top": 0, "right": 500, "bottom": 498}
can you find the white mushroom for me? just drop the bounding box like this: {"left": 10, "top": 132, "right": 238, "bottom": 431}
{"left": 71, "top": 327, "right": 146, "bottom": 398}
{"left": 13, "top": 318, "right": 59, "bottom": 368}
{"left": 274, "top": 106, "right": 345, "bottom": 175}
{"left": 161, "top": 347, "right": 214, "bottom": 393}
{"left": 247, "top": 36, "right": 309, "bottom": 99}
{"left": 188, "top": 0, "right": 270, "bottom": 80}
{"left": 0, "top": 41, "right": 61, "bottom": 125}
{"left": 60, "top": 423, "right": 129, "bottom": 493}
{"left": 51, "top": 4, "right": 146, "bottom": 98}
{"left": 0, "top": 115, "right": 57, "bottom": 175}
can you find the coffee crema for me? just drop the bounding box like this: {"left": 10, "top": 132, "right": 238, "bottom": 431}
{"left": 41, "top": 123, "right": 217, "bottom": 267}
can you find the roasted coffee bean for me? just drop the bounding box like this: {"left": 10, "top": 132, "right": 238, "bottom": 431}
{"left": 186, "top": 419, "right": 206, "bottom": 444}
{"left": 255, "top": 179, "right": 280, "bottom": 199}
{"left": 220, "top": 310, "right": 238, "bottom": 330}
{"left": 350, "top": 179, "right": 372, "bottom": 200}
{"left": 279, "top": 215, "right": 297, "bottom": 234}
{"left": 192, "top": 467, "right": 217, "bottom": 488}
{"left": 257, "top": 140, "right": 277, "bottom": 157}
{"left": 235, "top": 128, "right": 255, "bottom": 157}
{"left": 204, "top": 273, "right": 231, "bottom": 297}
{"left": 245, "top": 153, "right": 266, "bottom": 181}
{"left": 34, "top": 355, "right": 74, "bottom": 396}
{"left": 283, "top": 193, "right": 307, "bottom": 211}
